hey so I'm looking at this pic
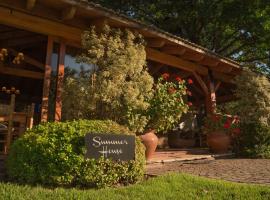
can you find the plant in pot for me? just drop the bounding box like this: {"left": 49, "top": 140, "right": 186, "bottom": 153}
{"left": 137, "top": 73, "right": 190, "bottom": 160}
{"left": 203, "top": 114, "right": 240, "bottom": 153}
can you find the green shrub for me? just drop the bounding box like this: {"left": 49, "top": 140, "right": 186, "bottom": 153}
{"left": 7, "top": 120, "right": 145, "bottom": 188}
{"left": 238, "top": 123, "right": 270, "bottom": 158}
{"left": 234, "top": 69, "right": 270, "bottom": 157}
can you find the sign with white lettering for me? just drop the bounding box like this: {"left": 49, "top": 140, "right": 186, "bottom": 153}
{"left": 85, "top": 134, "right": 135, "bottom": 161}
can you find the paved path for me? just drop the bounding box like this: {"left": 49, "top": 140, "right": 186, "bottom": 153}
{"left": 146, "top": 159, "right": 270, "bottom": 185}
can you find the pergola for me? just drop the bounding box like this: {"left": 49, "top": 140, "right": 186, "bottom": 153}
{"left": 0, "top": 0, "right": 242, "bottom": 122}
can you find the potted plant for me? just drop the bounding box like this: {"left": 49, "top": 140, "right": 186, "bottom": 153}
{"left": 203, "top": 114, "right": 240, "bottom": 153}
{"left": 139, "top": 73, "right": 190, "bottom": 160}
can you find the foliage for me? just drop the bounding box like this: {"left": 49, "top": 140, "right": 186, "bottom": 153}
{"left": 234, "top": 69, "right": 270, "bottom": 157}
{"left": 92, "top": 0, "right": 270, "bottom": 76}
{"left": 203, "top": 114, "right": 240, "bottom": 137}
{"left": 234, "top": 69, "right": 270, "bottom": 126}
{"left": 7, "top": 120, "right": 145, "bottom": 188}
{"left": 145, "top": 74, "right": 189, "bottom": 133}
{"left": 1, "top": 173, "right": 270, "bottom": 200}
{"left": 77, "top": 25, "right": 154, "bottom": 133}
{"left": 61, "top": 67, "right": 96, "bottom": 121}
{"left": 239, "top": 123, "right": 270, "bottom": 158}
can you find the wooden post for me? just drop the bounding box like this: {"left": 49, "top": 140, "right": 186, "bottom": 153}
{"left": 6, "top": 94, "right": 15, "bottom": 153}
{"left": 55, "top": 42, "right": 66, "bottom": 121}
{"left": 205, "top": 71, "right": 217, "bottom": 114}
{"left": 41, "top": 36, "right": 53, "bottom": 122}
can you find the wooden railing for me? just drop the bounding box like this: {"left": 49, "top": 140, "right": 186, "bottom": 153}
{"left": 0, "top": 104, "right": 34, "bottom": 154}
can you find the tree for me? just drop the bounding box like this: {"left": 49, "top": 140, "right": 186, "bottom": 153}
{"left": 92, "top": 0, "right": 270, "bottom": 76}
{"left": 77, "top": 25, "right": 154, "bottom": 132}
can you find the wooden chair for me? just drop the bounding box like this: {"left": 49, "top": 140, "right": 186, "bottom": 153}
{"left": 0, "top": 103, "right": 35, "bottom": 154}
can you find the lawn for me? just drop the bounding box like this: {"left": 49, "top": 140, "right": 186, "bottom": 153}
{"left": 1, "top": 173, "right": 270, "bottom": 200}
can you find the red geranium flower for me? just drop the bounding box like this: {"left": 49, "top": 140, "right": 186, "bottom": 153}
{"left": 175, "top": 76, "right": 182, "bottom": 82}
{"left": 188, "top": 79, "right": 193, "bottom": 84}
{"left": 188, "top": 102, "right": 193, "bottom": 106}
{"left": 162, "top": 73, "right": 170, "bottom": 80}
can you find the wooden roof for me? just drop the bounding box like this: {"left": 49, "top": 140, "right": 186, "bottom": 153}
{"left": 0, "top": 0, "right": 243, "bottom": 105}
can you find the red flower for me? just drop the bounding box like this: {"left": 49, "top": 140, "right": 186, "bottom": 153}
{"left": 223, "top": 123, "right": 230, "bottom": 129}
{"left": 188, "top": 102, "right": 193, "bottom": 106}
{"left": 175, "top": 76, "right": 182, "bottom": 82}
{"left": 188, "top": 79, "right": 193, "bottom": 84}
{"left": 162, "top": 73, "right": 170, "bottom": 80}
{"left": 186, "top": 90, "right": 192, "bottom": 96}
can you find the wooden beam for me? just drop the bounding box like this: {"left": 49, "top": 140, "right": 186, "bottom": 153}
{"left": 214, "top": 81, "right": 221, "bottom": 92}
{"left": 181, "top": 51, "right": 205, "bottom": 62}
{"left": 90, "top": 17, "right": 108, "bottom": 31}
{"left": 212, "top": 71, "right": 234, "bottom": 83}
{"left": 192, "top": 72, "right": 209, "bottom": 96}
{"left": 147, "top": 38, "right": 166, "bottom": 48}
{"left": 146, "top": 48, "right": 208, "bottom": 75}
{"left": 8, "top": 48, "right": 45, "bottom": 70}
{"left": 161, "top": 46, "right": 186, "bottom": 55}
{"left": 199, "top": 57, "right": 220, "bottom": 67}
{"left": 62, "top": 6, "right": 77, "bottom": 20}
{"left": 55, "top": 42, "right": 66, "bottom": 121}
{"left": 0, "top": 66, "right": 43, "bottom": 79}
{"left": 26, "top": 0, "right": 36, "bottom": 10}
{"left": 0, "top": 35, "right": 46, "bottom": 48}
{"left": 0, "top": 6, "right": 82, "bottom": 43}
{"left": 41, "top": 36, "right": 53, "bottom": 122}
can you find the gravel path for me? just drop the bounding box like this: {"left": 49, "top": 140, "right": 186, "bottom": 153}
{"left": 146, "top": 159, "right": 270, "bottom": 185}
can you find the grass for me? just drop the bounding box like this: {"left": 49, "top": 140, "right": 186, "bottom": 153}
{"left": 0, "top": 173, "right": 270, "bottom": 200}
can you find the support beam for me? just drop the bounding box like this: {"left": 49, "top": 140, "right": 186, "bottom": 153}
{"left": 147, "top": 38, "right": 166, "bottom": 48}
{"left": 55, "top": 42, "right": 66, "bottom": 121}
{"left": 199, "top": 57, "right": 219, "bottom": 67}
{"left": 146, "top": 48, "right": 208, "bottom": 75}
{"left": 205, "top": 71, "right": 217, "bottom": 114}
{"left": 214, "top": 81, "right": 221, "bottom": 92}
{"left": 41, "top": 36, "right": 53, "bottom": 122}
{"left": 62, "top": 6, "right": 77, "bottom": 20}
{"left": 26, "top": 0, "right": 36, "bottom": 10}
{"left": 8, "top": 48, "right": 45, "bottom": 70}
{"left": 0, "top": 66, "right": 43, "bottom": 79}
{"left": 192, "top": 72, "right": 209, "bottom": 95}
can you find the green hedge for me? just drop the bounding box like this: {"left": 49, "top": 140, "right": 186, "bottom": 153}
{"left": 239, "top": 123, "right": 270, "bottom": 158}
{"left": 7, "top": 120, "right": 145, "bottom": 188}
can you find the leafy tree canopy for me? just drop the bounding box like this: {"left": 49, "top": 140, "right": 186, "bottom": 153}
{"left": 92, "top": 0, "right": 270, "bottom": 76}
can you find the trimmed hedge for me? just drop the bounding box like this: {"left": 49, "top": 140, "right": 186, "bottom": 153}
{"left": 7, "top": 120, "right": 145, "bottom": 188}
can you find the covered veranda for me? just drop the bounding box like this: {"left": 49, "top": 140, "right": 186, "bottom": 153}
{"left": 0, "top": 0, "right": 241, "bottom": 155}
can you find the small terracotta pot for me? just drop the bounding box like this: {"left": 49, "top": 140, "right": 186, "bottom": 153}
{"left": 140, "top": 129, "right": 158, "bottom": 161}
{"left": 207, "top": 131, "right": 231, "bottom": 153}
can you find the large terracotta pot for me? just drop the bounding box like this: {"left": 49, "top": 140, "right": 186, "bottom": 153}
{"left": 207, "top": 131, "right": 231, "bottom": 153}
{"left": 140, "top": 130, "right": 158, "bottom": 161}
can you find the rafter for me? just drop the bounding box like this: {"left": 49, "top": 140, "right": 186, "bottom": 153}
{"left": 161, "top": 46, "right": 186, "bottom": 55}
{"left": 147, "top": 38, "right": 166, "bottom": 48}
{"left": 26, "top": 0, "right": 36, "bottom": 10}
{"left": 146, "top": 48, "right": 208, "bottom": 75}
{"left": 62, "top": 6, "right": 77, "bottom": 20}
{"left": 8, "top": 48, "right": 44, "bottom": 70}
{"left": 0, "top": 66, "right": 43, "bottom": 79}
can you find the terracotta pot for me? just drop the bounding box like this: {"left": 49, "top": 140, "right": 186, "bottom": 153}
{"left": 140, "top": 130, "right": 158, "bottom": 161}
{"left": 207, "top": 131, "right": 231, "bottom": 153}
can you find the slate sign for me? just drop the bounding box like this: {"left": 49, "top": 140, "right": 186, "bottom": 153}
{"left": 85, "top": 133, "right": 135, "bottom": 161}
